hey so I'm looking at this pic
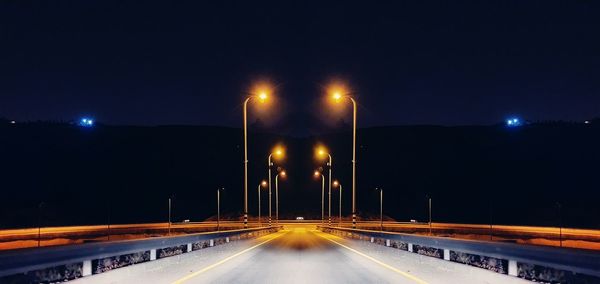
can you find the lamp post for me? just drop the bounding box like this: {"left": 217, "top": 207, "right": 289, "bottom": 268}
{"left": 376, "top": 187, "right": 383, "bottom": 231}
{"left": 168, "top": 197, "right": 172, "bottom": 236}
{"left": 275, "top": 170, "right": 286, "bottom": 224}
{"left": 331, "top": 90, "right": 358, "bottom": 228}
{"left": 427, "top": 195, "right": 432, "bottom": 235}
{"left": 314, "top": 170, "right": 325, "bottom": 224}
{"left": 333, "top": 180, "right": 342, "bottom": 226}
{"left": 258, "top": 180, "right": 267, "bottom": 226}
{"left": 268, "top": 147, "right": 284, "bottom": 227}
{"left": 217, "top": 187, "right": 224, "bottom": 231}
{"left": 317, "top": 148, "right": 333, "bottom": 226}
{"left": 242, "top": 89, "right": 268, "bottom": 228}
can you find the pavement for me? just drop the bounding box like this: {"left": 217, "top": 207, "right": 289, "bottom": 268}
{"left": 71, "top": 225, "right": 529, "bottom": 284}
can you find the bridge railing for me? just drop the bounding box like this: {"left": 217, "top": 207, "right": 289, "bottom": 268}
{"left": 318, "top": 226, "right": 600, "bottom": 283}
{"left": 0, "top": 226, "right": 281, "bottom": 283}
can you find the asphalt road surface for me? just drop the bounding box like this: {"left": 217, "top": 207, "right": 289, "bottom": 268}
{"left": 72, "top": 225, "right": 528, "bottom": 284}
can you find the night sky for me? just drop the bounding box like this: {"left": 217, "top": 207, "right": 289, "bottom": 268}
{"left": 1, "top": 1, "right": 599, "bottom": 130}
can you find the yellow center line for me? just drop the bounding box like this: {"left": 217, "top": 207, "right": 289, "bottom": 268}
{"left": 313, "top": 230, "right": 429, "bottom": 284}
{"left": 171, "top": 230, "right": 289, "bottom": 284}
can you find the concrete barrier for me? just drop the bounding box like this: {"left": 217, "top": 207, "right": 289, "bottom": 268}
{"left": 319, "top": 226, "right": 600, "bottom": 283}
{"left": 0, "top": 226, "right": 281, "bottom": 283}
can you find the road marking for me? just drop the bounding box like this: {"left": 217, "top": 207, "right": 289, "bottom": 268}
{"left": 171, "top": 230, "right": 288, "bottom": 284}
{"left": 314, "top": 230, "right": 429, "bottom": 284}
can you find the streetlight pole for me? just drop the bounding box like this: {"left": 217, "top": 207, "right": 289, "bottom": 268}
{"left": 321, "top": 174, "right": 325, "bottom": 224}
{"left": 350, "top": 98, "right": 357, "bottom": 229}
{"left": 338, "top": 184, "right": 342, "bottom": 225}
{"left": 268, "top": 154, "right": 273, "bottom": 227}
{"left": 331, "top": 91, "right": 358, "bottom": 228}
{"left": 168, "top": 197, "right": 172, "bottom": 236}
{"left": 327, "top": 154, "right": 332, "bottom": 226}
{"left": 242, "top": 89, "right": 268, "bottom": 229}
{"left": 428, "top": 196, "right": 432, "bottom": 235}
{"left": 258, "top": 183, "right": 262, "bottom": 226}
{"left": 378, "top": 188, "right": 383, "bottom": 231}
{"left": 243, "top": 97, "right": 250, "bottom": 229}
{"left": 217, "top": 188, "right": 222, "bottom": 231}
{"left": 275, "top": 171, "right": 285, "bottom": 225}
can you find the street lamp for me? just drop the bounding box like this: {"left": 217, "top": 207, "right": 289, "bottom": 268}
{"left": 316, "top": 146, "right": 333, "bottom": 226}
{"left": 258, "top": 180, "right": 267, "bottom": 226}
{"left": 275, "top": 169, "right": 286, "bottom": 224}
{"left": 426, "top": 194, "right": 432, "bottom": 235}
{"left": 333, "top": 180, "right": 342, "bottom": 226}
{"left": 217, "top": 187, "right": 224, "bottom": 231}
{"left": 329, "top": 85, "right": 358, "bottom": 228}
{"left": 268, "top": 146, "right": 285, "bottom": 227}
{"left": 314, "top": 170, "right": 325, "bottom": 224}
{"left": 376, "top": 187, "right": 383, "bottom": 231}
{"left": 242, "top": 83, "right": 271, "bottom": 228}
{"left": 167, "top": 196, "right": 173, "bottom": 236}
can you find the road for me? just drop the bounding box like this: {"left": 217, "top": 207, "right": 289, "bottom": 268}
{"left": 72, "top": 225, "right": 528, "bottom": 284}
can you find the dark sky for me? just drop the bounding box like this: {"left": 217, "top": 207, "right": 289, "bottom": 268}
{"left": 1, "top": 1, "right": 599, "bottom": 130}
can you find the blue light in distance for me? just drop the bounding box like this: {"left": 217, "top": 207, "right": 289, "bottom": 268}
{"left": 79, "top": 117, "right": 94, "bottom": 127}
{"left": 506, "top": 117, "right": 522, "bottom": 127}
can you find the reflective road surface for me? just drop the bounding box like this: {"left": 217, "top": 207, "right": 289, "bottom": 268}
{"left": 72, "top": 225, "right": 529, "bottom": 284}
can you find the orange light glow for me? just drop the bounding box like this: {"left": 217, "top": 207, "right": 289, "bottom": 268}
{"left": 261, "top": 180, "right": 268, "bottom": 187}
{"left": 272, "top": 145, "right": 285, "bottom": 159}
{"left": 251, "top": 81, "right": 273, "bottom": 102}
{"left": 315, "top": 145, "right": 329, "bottom": 159}
{"left": 327, "top": 82, "right": 349, "bottom": 102}
{"left": 314, "top": 170, "right": 320, "bottom": 177}
{"left": 280, "top": 171, "right": 286, "bottom": 177}
{"left": 333, "top": 180, "right": 339, "bottom": 187}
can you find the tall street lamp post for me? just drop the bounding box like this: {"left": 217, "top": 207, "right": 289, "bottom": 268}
{"left": 331, "top": 89, "right": 358, "bottom": 228}
{"left": 242, "top": 88, "right": 269, "bottom": 228}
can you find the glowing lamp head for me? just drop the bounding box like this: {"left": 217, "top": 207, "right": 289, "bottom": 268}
{"left": 272, "top": 146, "right": 285, "bottom": 159}
{"left": 261, "top": 180, "right": 268, "bottom": 187}
{"left": 314, "top": 171, "right": 320, "bottom": 177}
{"left": 332, "top": 92, "right": 342, "bottom": 101}
{"left": 333, "top": 180, "right": 339, "bottom": 187}
{"left": 258, "top": 92, "right": 268, "bottom": 101}
{"left": 280, "top": 171, "right": 286, "bottom": 177}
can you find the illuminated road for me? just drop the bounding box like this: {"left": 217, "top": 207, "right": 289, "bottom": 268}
{"left": 72, "top": 225, "right": 528, "bottom": 284}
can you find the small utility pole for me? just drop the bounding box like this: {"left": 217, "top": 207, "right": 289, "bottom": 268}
{"left": 168, "top": 197, "right": 172, "bottom": 235}
{"left": 428, "top": 196, "right": 432, "bottom": 235}
{"left": 217, "top": 188, "right": 221, "bottom": 231}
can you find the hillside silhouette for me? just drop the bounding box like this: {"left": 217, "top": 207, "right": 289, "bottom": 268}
{"left": 1, "top": 120, "right": 599, "bottom": 229}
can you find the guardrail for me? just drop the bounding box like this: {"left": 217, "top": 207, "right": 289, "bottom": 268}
{"left": 318, "top": 226, "right": 600, "bottom": 283}
{"left": 0, "top": 226, "right": 281, "bottom": 283}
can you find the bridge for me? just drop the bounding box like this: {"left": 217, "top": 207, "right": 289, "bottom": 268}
{"left": 1, "top": 221, "right": 599, "bottom": 283}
